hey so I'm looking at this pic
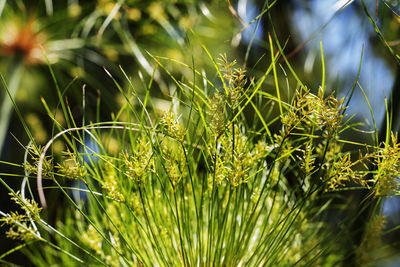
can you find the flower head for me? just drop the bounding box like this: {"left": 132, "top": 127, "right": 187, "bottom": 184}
{"left": 0, "top": 18, "right": 46, "bottom": 65}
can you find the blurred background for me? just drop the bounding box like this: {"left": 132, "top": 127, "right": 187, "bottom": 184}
{"left": 1, "top": 0, "right": 400, "bottom": 265}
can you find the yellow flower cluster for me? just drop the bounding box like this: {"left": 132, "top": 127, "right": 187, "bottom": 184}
{"left": 209, "top": 125, "right": 269, "bottom": 188}
{"left": 102, "top": 163, "right": 125, "bottom": 202}
{"left": 0, "top": 192, "right": 41, "bottom": 241}
{"left": 217, "top": 54, "right": 247, "bottom": 108}
{"left": 25, "top": 145, "right": 53, "bottom": 178}
{"left": 56, "top": 150, "right": 87, "bottom": 180}
{"left": 122, "top": 135, "right": 154, "bottom": 184}
{"left": 374, "top": 133, "right": 400, "bottom": 196}
{"left": 282, "top": 87, "right": 346, "bottom": 138}
{"left": 161, "top": 139, "right": 186, "bottom": 189}
{"left": 159, "top": 111, "right": 187, "bottom": 142}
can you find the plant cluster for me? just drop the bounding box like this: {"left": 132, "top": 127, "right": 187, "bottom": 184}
{"left": 0, "top": 50, "right": 398, "bottom": 266}
{"left": 1, "top": 1, "right": 400, "bottom": 266}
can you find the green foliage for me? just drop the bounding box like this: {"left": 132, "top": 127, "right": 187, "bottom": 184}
{"left": 1, "top": 1, "right": 400, "bottom": 266}
{"left": 0, "top": 51, "right": 397, "bottom": 266}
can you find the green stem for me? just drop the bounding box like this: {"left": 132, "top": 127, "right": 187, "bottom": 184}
{"left": 0, "top": 59, "right": 24, "bottom": 154}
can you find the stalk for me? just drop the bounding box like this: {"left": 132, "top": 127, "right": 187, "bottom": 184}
{"left": 0, "top": 58, "right": 23, "bottom": 154}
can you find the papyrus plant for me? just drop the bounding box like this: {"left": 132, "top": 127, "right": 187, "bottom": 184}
{"left": 0, "top": 47, "right": 399, "bottom": 266}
